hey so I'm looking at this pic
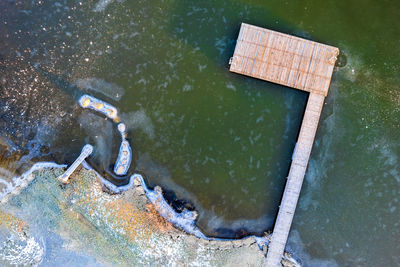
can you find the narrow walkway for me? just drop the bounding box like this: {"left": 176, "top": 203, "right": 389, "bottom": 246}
{"left": 265, "top": 93, "right": 324, "bottom": 266}
{"left": 229, "top": 23, "right": 339, "bottom": 266}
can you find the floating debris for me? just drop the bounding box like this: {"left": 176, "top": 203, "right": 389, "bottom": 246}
{"left": 74, "top": 78, "right": 125, "bottom": 101}
{"left": 58, "top": 144, "right": 93, "bottom": 184}
{"left": 78, "top": 94, "right": 119, "bottom": 122}
{"left": 0, "top": 162, "right": 66, "bottom": 204}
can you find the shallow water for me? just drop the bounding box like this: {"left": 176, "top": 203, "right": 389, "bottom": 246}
{"left": 0, "top": 0, "right": 399, "bottom": 265}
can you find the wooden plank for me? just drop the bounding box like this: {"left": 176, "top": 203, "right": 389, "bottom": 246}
{"left": 265, "top": 93, "right": 325, "bottom": 266}
{"left": 229, "top": 23, "right": 339, "bottom": 96}
{"left": 229, "top": 23, "right": 339, "bottom": 266}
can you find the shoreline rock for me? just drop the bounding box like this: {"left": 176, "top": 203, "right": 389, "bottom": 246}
{"left": 0, "top": 166, "right": 299, "bottom": 266}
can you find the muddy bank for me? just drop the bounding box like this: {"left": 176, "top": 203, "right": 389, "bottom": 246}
{"left": 0, "top": 166, "right": 291, "bottom": 266}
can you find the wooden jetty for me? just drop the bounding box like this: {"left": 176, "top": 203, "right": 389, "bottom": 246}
{"left": 229, "top": 23, "right": 339, "bottom": 266}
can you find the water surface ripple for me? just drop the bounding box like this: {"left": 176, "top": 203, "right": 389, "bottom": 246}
{"left": 0, "top": 0, "right": 399, "bottom": 265}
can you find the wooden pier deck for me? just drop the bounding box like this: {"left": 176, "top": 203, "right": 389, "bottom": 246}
{"left": 229, "top": 23, "right": 339, "bottom": 266}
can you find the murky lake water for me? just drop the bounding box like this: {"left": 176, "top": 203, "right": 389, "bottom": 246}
{"left": 0, "top": 0, "right": 399, "bottom": 265}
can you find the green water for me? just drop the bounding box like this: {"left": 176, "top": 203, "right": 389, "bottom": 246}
{"left": 0, "top": 0, "right": 399, "bottom": 265}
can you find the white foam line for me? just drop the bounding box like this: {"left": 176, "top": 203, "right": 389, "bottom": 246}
{"left": 93, "top": 0, "right": 113, "bottom": 12}
{"left": 81, "top": 160, "right": 135, "bottom": 193}
{"left": 283, "top": 253, "right": 301, "bottom": 267}
{"left": 84, "top": 160, "right": 209, "bottom": 238}
{"left": 81, "top": 160, "right": 271, "bottom": 246}
{"left": 132, "top": 175, "right": 271, "bottom": 247}
{"left": 132, "top": 173, "right": 208, "bottom": 239}
{"left": 0, "top": 162, "right": 67, "bottom": 203}
{"left": 1, "top": 160, "right": 272, "bottom": 252}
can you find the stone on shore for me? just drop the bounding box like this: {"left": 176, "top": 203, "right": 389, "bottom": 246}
{"left": 0, "top": 167, "right": 267, "bottom": 266}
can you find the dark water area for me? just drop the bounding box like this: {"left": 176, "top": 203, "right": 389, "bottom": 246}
{"left": 0, "top": 0, "right": 399, "bottom": 265}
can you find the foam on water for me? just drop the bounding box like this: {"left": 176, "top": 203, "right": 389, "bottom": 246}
{"left": 336, "top": 49, "right": 362, "bottom": 83}
{"left": 120, "top": 110, "right": 155, "bottom": 139}
{"left": 0, "top": 162, "right": 66, "bottom": 203}
{"left": 81, "top": 161, "right": 272, "bottom": 249}
{"left": 377, "top": 143, "right": 400, "bottom": 184}
{"left": 93, "top": 0, "right": 114, "bottom": 12}
{"left": 286, "top": 230, "right": 338, "bottom": 267}
{"left": 77, "top": 112, "right": 114, "bottom": 168}
{"left": 298, "top": 85, "right": 339, "bottom": 211}
{"left": 134, "top": 174, "right": 208, "bottom": 239}
{"left": 135, "top": 153, "right": 275, "bottom": 237}
{"left": 75, "top": 78, "right": 125, "bottom": 102}
{"left": 81, "top": 160, "right": 134, "bottom": 194}
{"left": 2, "top": 1, "right": 399, "bottom": 264}
{"left": 81, "top": 159, "right": 207, "bottom": 238}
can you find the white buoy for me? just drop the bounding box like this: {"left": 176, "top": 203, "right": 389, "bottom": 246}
{"left": 117, "top": 123, "right": 127, "bottom": 138}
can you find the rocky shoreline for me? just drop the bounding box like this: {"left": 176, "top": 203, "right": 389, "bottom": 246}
{"left": 0, "top": 166, "right": 298, "bottom": 266}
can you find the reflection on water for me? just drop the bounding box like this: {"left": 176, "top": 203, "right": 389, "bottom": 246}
{"left": 0, "top": 0, "right": 399, "bottom": 265}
